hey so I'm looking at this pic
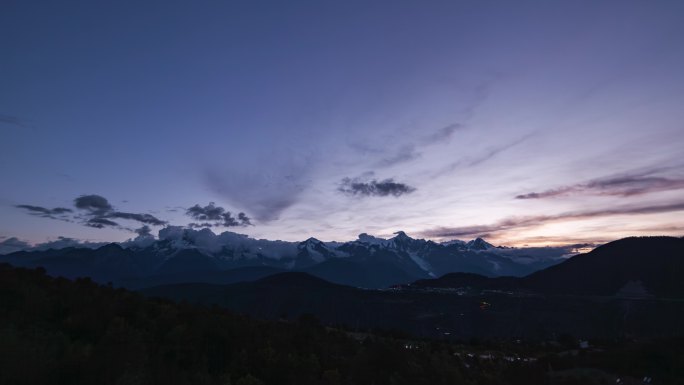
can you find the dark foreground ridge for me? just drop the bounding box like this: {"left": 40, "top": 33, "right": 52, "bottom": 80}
{"left": 2, "top": 263, "right": 684, "bottom": 385}
{"left": 410, "top": 236, "right": 684, "bottom": 298}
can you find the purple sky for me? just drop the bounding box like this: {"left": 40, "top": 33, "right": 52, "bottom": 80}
{"left": 2, "top": 1, "right": 684, "bottom": 247}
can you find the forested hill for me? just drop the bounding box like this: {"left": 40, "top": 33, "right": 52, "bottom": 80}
{"left": 3, "top": 263, "right": 684, "bottom": 384}
{"left": 0, "top": 263, "right": 481, "bottom": 385}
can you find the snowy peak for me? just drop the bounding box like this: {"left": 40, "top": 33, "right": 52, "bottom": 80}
{"left": 466, "top": 237, "right": 494, "bottom": 250}
{"left": 389, "top": 231, "right": 422, "bottom": 250}
{"left": 298, "top": 237, "right": 324, "bottom": 248}
{"left": 297, "top": 237, "right": 336, "bottom": 264}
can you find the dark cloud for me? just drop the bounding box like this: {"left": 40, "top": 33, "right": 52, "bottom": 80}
{"left": 339, "top": 177, "right": 416, "bottom": 197}
{"left": 74, "top": 194, "right": 113, "bottom": 214}
{"left": 188, "top": 222, "right": 216, "bottom": 228}
{"left": 187, "top": 203, "right": 226, "bottom": 221}
{"left": 238, "top": 212, "right": 251, "bottom": 224}
{"left": 17, "top": 194, "right": 167, "bottom": 232}
{"left": 15, "top": 205, "right": 73, "bottom": 217}
{"left": 135, "top": 225, "right": 152, "bottom": 237}
{"left": 73, "top": 194, "right": 166, "bottom": 228}
{"left": 516, "top": 171, "right": 684, "bottom": 200}
{"left": 185, "top": 202, "right": 252, "bottom": 227}
{"left": 107, "top": 212, "right": 167, "bottom": 226}
{"left": 421, "top": 201, "right": 684, "bottom": 239}
{"left": 86, "top": 218, "right": 119, "bottom": 228}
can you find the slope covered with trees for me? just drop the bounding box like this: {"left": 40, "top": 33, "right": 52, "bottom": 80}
{"left": 2, "top": 263, "right": 684, "bottom": 384}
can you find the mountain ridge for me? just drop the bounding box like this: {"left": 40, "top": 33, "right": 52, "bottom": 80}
{"left": 0, "top": 228, "right": 584, "bottom": 288}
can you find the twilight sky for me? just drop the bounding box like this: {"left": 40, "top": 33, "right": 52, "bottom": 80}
{"left": 2, "top": 0, "right": 684, "bottom": 247}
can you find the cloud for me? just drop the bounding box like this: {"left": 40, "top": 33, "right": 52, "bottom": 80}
{"left": 107, "top": 212, "right": 167, "bottom": 226}
{"left": 421, "top": 201, "right": 684, "bottom": 239}
{"left": 15, "top": 205, "right": 73, "bottom": 220}
{"left": 86, "top": 218, "right": 119, "bottom": 228}
{"left": 516, "top": 170, "right": 684, "bottom": 199}
{"left": 72, "top": 194, "right": 166, "bottom": 228}
{"left": 238, "top": 212, "right": 251, "bottom": 224}
{"left": 360, "top": 123, "right": 466, "bottom": 169}
{"left": 438, "top": 132, "right": 536, "bottom": 175}
{"left": 0, "top": 114, "right": 29, "bottom": 129}
{"left": 156, "top": 226, "right": 299, "bottom": 256}
{"left": 186, "top": 202, "right": 252, "bottom": 227}
{"left": 376, "top": 145, "right": 421, "bottom": 167}
{"left": 17, "top": 194, "right": 167, "bottom": 232}
{"left": 0, "top": 237, "right": 31, "bottom": 254}
{"left": 339, "top": 177, "right": 416, "bottom": 197}
{"left": 206, "top": 165, "right": 310, "bottom": 222}
{"left": 135, "top": 225, "right": 152, "bottom": 237}
{"left": 421, "top": 123, "right": 465, "bottom": 145}
{"left": 188, "top": 222, "right": 216, "bottom": 228}
{"left": 74, "top": 194, "right": 113, "bottom": 215}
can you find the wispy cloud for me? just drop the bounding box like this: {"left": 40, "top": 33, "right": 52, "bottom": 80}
{"left": 516, "top": 169, "right": 684, "bottom": 199}
{"left": 349, "top": 122, "right": 467, "bottom": 169}
{"left": 339, "top": 177, "right": 416, "bottom": 197}
{"left": 86, "top": 217, "right": 119, "bottom": 228}
{"left": 421, "top": 201, "right": 684, "bottom": 239}
{"left": 376, "top": 144, "right": 421, "bottom": 167}
{"left": 15, "top": 205, "right": 73, "bottom": 218}
{"left": 438, "top": 132, "right": 536, "bottom": 175}
{"left": 420, "top": 123, "right": 466, "bottom": 145}
{"left": 206, "top": 158, "right": 311, "bottom": 222}
{"left": 0, "top": 114, "right": 30, "bottom": 129}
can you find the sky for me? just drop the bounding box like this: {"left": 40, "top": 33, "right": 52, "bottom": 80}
{"left": 2, "top": 0, "right": 684, "bottom": 248}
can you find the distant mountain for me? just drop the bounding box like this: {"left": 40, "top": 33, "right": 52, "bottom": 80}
{"left": 1, "top": 227, "right": 570, "bottom": 288}
{"left": 142, "top": 268, "right": 684, "bottom": 341}
{"left": 409, "top": 236, "right": 684, "bottom": 298}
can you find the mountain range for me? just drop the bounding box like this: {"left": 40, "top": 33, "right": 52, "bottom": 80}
{"left": 0, "top": 228, "right": 569, "bottom": 289}
{"left": 141, "top": 236, "right": 684, "bottom": 340}
{"left": 2, "top": 234, "right": 683, "bottom": 339}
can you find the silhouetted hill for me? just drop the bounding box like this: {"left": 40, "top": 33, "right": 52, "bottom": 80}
{"left": 411, "top": 237, "right": 684, "bottom": 298}
{"left": 256, "top": 271, "right": 345, "bottom": 288}
{"left": 304, "top": 257, "right": 417, "bottom": 288}
{"left": 5, "top": 263, "right": 683, "bottom": 384}
{"left": 0, "top": 263, "right": 482, "bottom": 385}
{"left": 118, "top": 266, "right": 285, "bottom": 289}
{"left": 143, "top": 267, "right": 684, "bottom": 341}
{"left": 411, "top": 272, "right": 494, "bottom": 288}
{"left": 524, "top": 236, "right": 684, "bottom": 297}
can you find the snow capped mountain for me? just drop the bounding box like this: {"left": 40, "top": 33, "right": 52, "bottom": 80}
{"left": 1, "top": 228, "right": 570, "bottom": 288}
{"left": 466, "top": 237, "right": 495, "bottom": 251}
